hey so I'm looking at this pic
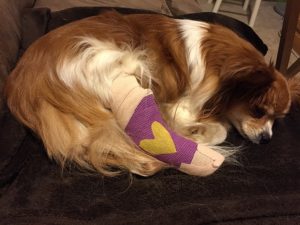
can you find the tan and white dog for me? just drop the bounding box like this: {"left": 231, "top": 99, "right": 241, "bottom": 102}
{"left": 5, "top": 12, "right": 298, "bottom": 176}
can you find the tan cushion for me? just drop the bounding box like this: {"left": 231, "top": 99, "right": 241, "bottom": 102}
{"left": 34, "top": 0, "right": 164, "bottom": 13}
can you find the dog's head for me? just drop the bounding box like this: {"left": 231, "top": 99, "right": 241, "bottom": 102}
{"left": 203, "top": 62, "right": 291, "bottom": 144}
{"left": 226, "top": 69, "right": 291, "bottom": 144}
{"left": 195, "top": 24, "right": 290, "bottom": 144}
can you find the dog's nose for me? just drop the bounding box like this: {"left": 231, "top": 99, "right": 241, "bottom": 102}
{"left": 259, "top": 132, "right": 271, "bottom": 144}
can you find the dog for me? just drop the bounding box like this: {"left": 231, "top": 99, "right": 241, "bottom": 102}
{"left": 5, "top": 12, "right": 297, "bottom": 176}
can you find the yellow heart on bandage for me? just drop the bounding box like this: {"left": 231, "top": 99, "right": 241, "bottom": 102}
{"left": 139, "top": 121, "right": 177, "bottom": 155}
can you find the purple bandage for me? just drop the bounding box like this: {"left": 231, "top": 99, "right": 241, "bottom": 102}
{"left": 125, "top": 95, "right": 197, "bottom": 167}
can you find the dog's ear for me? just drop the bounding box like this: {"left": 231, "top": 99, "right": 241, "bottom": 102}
{"left": 288, "top": 75, "right": 300, "bottom": 106}
{"left": 201, "top": 63, "right": 277, "bottom": 118}
{"left": 220, "top": 61, "right": 276, "bottom": 90}
{"left": 217, "top": 63, "right": 278, "bottom": 107}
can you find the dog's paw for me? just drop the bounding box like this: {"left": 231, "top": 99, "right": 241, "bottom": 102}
{"left": 188, "top": 122, "right": 228, "bottom": 145}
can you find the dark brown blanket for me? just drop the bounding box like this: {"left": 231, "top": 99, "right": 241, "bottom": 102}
{"left": 0, "top": 7, "right": 299, "bottom": 225}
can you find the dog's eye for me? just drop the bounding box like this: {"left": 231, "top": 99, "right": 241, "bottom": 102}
{"left": 252, "top": 107, "right": 266, "bottom": 118}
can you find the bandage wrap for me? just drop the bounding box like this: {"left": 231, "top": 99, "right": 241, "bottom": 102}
{"left": 125, "top": 95, "right": 197, "bottom": 167}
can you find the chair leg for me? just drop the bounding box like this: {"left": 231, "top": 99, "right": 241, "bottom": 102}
{"left": 276, "top": 0, "right": 300, "bottom": 76}
{"left": 212, "top": 0, "right": 223, "bottom": 13}
{"left": 243, "top": 0, "right": 250, "bottom": 10}
{"left": 249, "top": 0, "right": 261, "bottom": 27}
{"left": 161, "top": 0, "right": 173, "bottom": 16}
{"left": 287, "top": 58, "right": 300, "bottom": 77}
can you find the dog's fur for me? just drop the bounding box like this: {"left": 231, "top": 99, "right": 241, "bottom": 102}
{"left": 5, "top": 12, "right": 298, "bottom": 176}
